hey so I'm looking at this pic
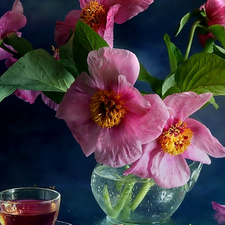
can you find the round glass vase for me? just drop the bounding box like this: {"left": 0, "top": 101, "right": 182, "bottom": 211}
{"left": 91, "top": 162, "right": 202, "bottom": 224}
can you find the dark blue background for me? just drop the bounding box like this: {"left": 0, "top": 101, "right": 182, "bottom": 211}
{"left": 1, "top": 1, "right": 225, "bottom": 224}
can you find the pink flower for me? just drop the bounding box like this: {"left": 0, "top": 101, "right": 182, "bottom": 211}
{"left": 124, "top": 92, "right": 225, "bottom": 188}
{"left": 212, "top": 201, "right": 225, "bottom": 224}
{"left": 198, "top": 0, "right": 225, "bottom": 46}
{"left": 56, "top": 47, "right": 168, "bottom": 167}
{"left": 0, "top": 0, "right": 27, "bottom": 60}
{"left": 55, "top": 0, "right": 154, "bottom": 47}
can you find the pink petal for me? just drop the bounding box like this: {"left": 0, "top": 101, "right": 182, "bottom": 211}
{"left": 54, "top": 10, "right": 81, "bottom": 46}
{"left": 41, "top": 94, "right": 59, "bottom": 111}
{"left": 95, "top": 127, "right": 142, "bottom": 167}
{"left": 56, "top": 73, "right": 101, "bottom": 157}
{"left": 198, "top": 33, "right": 214, "bottom": 47}
{"left": 182, "top": 144, "right": 211, "bottom": 164}
{"left": 150, "top": 150, "right": 190, "bottom": 188}
{"left": 14, "top": 90, "right": 41, "bottom": 104}
{"left": 5, "top": 56, "right": 17, "bottom": 68}
{"left": 125, "top": 142, "right": 191, "bottom": 188}
{"left": 124, "top": 142, "right": 158, "bottom": 178}
{"left": 0, "top": 48, "right": 13, "bottom": 61}
{"left": 187, "top": 118, "right": 225, "bottom": 157}
{"left": 56, "top": 72, "right": 96, "bottom": 122}
{"left": 12, "top": 0, "right": 24, "bottom": 14}
{"left": 87, "top": 47, "right": 140, "bottom": 87}
{"left": 212, "top": 201, "right": 225, "bottom": 215}
{"left": 0, "top": 12, "right": 26, "bottom": 39}
{"left": 64, "top": 119, "right": 102, "bottom": 157}
{"left": 214, "top": 212, "right": 225, "bottom": 224}
{"left": 102, "top": 4, "right": 120, "bottom": 48}
{"left": 163, "top": 92, "right": 212, "bottom": 122}
{"left": 137, "top": 94, "right": 169, "bottom": 143}
{"left": 105, "top": 0, "right": 154, "bottom": 24}
{"left": 204, "top": 0, "right": 225, "bottom": 26}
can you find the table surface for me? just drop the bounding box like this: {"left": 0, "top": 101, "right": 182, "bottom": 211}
{"left": 1, "top": 0, "right": 225, "bottom": 225}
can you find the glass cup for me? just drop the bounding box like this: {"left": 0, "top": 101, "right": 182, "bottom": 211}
{"left": 0, "top": 187, "right": 61, "bottom": 225}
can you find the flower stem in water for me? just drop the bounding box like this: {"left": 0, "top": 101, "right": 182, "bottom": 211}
{"left": 103, "top": 181, "right": 135, "bottom": 218}
{"left": 130, "top": 179, "right": 155, "bottom": 211}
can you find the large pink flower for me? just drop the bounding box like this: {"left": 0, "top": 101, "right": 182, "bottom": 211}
{"left": 124, "top": 92, "right": 225, "bottom": 188}
{"left": 56, "top": 47, "right": 168, "bottom": 167}
{"left": 55, "top": 0, "right": 154, "bottom": 47}
{"left": 0, "top": 0, "right": 27, "bottom": 60}
{"left": 198, "top": 0, "right": 225, "bottom": 46}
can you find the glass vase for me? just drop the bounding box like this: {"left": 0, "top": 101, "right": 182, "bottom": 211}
{"left": 91, "top": 162, "right": 202, "bottom": 224}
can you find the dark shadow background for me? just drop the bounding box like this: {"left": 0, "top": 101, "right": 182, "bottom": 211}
{"left": 1, "top": 1, "right": 225, "bottom": 225}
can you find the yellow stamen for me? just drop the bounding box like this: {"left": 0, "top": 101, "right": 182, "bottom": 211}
{"left": 90, "top": 89, "right": 128, "bottom": 128}
{"left": 80, "top": 0, "right": 106, "bottom": 32}
{"left": 158, "top": 121, "right": 193, "bottom": 156}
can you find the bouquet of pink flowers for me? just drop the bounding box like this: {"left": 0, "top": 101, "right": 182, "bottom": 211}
{"left": 1, "top": 0, "right": 225, "bottom": 194}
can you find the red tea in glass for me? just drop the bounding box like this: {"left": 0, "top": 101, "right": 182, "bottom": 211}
{"left": 0, "top": 187, "right": 60, "bottom": 225}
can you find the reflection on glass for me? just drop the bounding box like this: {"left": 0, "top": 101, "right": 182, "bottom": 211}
{"left": 95, "top": 217, "right": 177, "bottom": 225}
{"left": 55, "top": 220, "right": 72, "bottom": 225}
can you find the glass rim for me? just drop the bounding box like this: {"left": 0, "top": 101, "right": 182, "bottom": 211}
{"left": 0, "top": 187, "right": 61, "bottom": 203}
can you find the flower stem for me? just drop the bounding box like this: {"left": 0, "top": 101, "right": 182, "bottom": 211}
{"left": 103, "top": 181, "right": 135, "bottom": 218}
{"left": 184, "top": 20, "right": 201, "bottom": 61}
{"left": 130, "top": 179, "right": 155, "bottom": 211}
{"left": 103, "top": 185, "right": 117, "bottom": 217}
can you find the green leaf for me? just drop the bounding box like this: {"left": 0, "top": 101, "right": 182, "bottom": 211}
{"left": 175, "top": 12, "right": 192, "bottom": 36}
{"left": 213, "top": 44, "right": 225, "bottom": 60}
{"left": 1, "top": 49, "right": 75, "bottom": 92}
{"left": 138, "top": 63, "right": 163, "bottom": 96}
{"left": 208, "top": 25, "right": 225, "bottom": 49}
{"left": 162, "top": 86, "right": 181, "bottom": 99}
{"left": 73, "top": 20, "right": 109, "bottom": 74}
{"left": 59, "top": 34, "right": 79, "bottom": 78}
{"left": 164, "top": 34, "right": 183, "bottom": 73}
{"left": 3, "top": 32, "right": 34, "bottom": 56}
{"left": 0, "top": 79, "right": 16, "bottom": 102}
{"left": 162, "top": 73, "right": 179, "bottom": 97}
{"left": 175, "top": 53, "right": 225, "bottom": 96}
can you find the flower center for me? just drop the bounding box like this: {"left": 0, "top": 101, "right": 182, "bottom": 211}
{"left": 80, "top": 0, "right": 107, "bottom": 32}
{"left": 158, "top": 121, "right": 193, "bottom": 156}
{"left": 90, "top": 90, "right": 128, "bottom": 128}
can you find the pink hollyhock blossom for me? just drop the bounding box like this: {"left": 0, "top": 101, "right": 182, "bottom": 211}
{"left": 56, "top": 47, "right": 168, "bottom": 167}
{"left": 198, "top": 0, "right": 225, "bottom": 46}
{"left": 0, "top": 0, "right": 27, "bottom": 60}
{"left": 124, "top": 92, "right": 225, "bottom": 188}
{"left": 212, "top": 201, "right": 225, "bottom": 224}
{"left": 55, "top": 0, "right": 154, "bottom": 47}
